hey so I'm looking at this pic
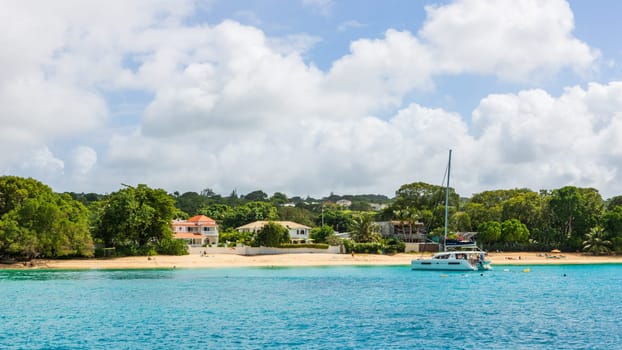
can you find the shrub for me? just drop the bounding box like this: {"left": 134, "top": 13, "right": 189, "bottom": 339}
{"left": 156, "top": 238, "right": 189, "bottom": 255}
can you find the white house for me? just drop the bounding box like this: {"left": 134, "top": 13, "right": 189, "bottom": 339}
{"left": 236, "top": 220, "right": 312, "bottom": 244}
{"left": 336, "top": 199, "right": 352, "bottom": 208}
{"left": 172, "top": 215, "right": 219, "bottom": 246}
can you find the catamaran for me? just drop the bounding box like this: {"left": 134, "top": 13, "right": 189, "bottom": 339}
{"left": 411, "top": 150, "right": 492, "bottom": 271}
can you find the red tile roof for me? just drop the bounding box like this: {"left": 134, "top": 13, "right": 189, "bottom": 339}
{"left": 186, "top": 215, "right": 217, "bottom": 225}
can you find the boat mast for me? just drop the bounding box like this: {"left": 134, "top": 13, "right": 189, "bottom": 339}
{"left": 443, "top": 149, "right": 452, "bottom": 252}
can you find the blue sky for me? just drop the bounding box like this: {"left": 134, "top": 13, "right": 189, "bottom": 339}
{"left": 2, "top": 0, "right": 622, "bottom": 199}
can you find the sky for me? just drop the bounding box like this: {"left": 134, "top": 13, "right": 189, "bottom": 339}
{"left": 2, "top": 0, "right": 622, "bottom": 199}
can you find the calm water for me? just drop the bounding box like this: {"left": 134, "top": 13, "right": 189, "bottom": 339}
{"left": 1, "top": 264, "right": 621, "bottom": 349}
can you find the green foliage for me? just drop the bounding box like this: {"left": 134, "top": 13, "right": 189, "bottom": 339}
{"left": 602, "top": 206, "right": 622, "bottom": 238}
{"left": 500, "top": 219, "right": 530, "bottom": 243}
{"left": 221, "top": 201, "right": 278, "bottom": 230}
{"left": 270, "top": 192, "right": 288, "bottom": 205}
{"left": 383, "top": 238, "right": 406, "bottom": 254}
{"left": 548, "top": 186, "right": 604, "bottom": 249}
{"left": 317, "top": 207, "right": 353, "bottom": 232}
{"left": 156, "top": 237, "right": 189, "bottom": 255}
{"left": 243, "top": 190, "right": 268, "bottom": 202}
{"left": 253, "top": 221, "right": 290, "bottom": 247}
{"left": 341, "top": 238, "right": 404, "bottom": 254}
{"left": 477, "top": 221, "right": 501, "bottom": 244}
{"left": 310, "top": 225, "right": 334, "bottom": 243}
{"left": 501, "top": 191, "right": 543, "bottom": 231}
{"left": 606, "top": 195, "right": 622, "bottom": 211}
{"left": 174, "top": 191, "right": 208, "bottom": 216}
{"left": 451, "top": 211, "right": 472, "bottom": 232}
{"left": 348, "top": 213, "right": 381, "bottom": 243}
{"left": 464, "top": 202, "right": 500, "bottom": 232}
{"left": 343, "top": 240, "right": 383, "bottom": 254}
{"left": 277, "top": 206, "right": 314, "bottom": 227}
{"left": 218, "top": 228, "right": 253, "bottom": 246}
{"left": 91, "top": 184, "right": 176, "bottom": 252}
{"left": 393, "top": 182, "right": 459, "bottom": 211}
{"left": 0, "top": 176, "right": 93, "bottom": 259}
{"left": 200, "top": 204, "right": 233, "bottom": 222}
{"left": 582, "top": 226, "right": 612, "bottom": 256}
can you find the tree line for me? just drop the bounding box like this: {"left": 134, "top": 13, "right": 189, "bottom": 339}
{"left": 1, "top": 175, "right": 621, "bottom": 260}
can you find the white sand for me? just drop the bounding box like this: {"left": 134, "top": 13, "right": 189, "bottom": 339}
{"left": 3, "top": 251, "right": 621, "bottom": 270}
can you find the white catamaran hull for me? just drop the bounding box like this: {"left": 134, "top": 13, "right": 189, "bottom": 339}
{"left": 411, "top": 258, "right": 483, "bottom": 271}
{"left": 411, "top": 250, "right": 492, "bottom": 271}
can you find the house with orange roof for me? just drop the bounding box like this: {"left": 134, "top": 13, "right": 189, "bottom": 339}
{"left": 172, "top": 215, "right": 219, "bottom": 246}
{"left": 236, "top": 220, "right": 312, "bottom": 244}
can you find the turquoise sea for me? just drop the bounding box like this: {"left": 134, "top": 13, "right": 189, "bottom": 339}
{"left": 1, "top": 264, "right": 621, "bottom": 349}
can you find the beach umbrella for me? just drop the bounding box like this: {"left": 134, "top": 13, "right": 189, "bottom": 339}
{"left": 551, "top": 249, "right": 561, "bottom": 253}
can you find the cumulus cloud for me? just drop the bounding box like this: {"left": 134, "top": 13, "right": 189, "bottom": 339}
{"left": 470, "top": 82, "right": 622, "bottom": 195}
{"left": 419, "top": 0, "right": 599, "bottom": 81}
{"left": 20, "top": 147, "right": 65, "bottom": 177}
{"left": 70, "top": 146, "right": 98, "bottom": 176}
{"left": 2, "top": 0, "right": 619, "bottom": 200}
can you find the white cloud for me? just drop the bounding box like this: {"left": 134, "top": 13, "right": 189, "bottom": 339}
{"left": 420, "top": 0, "right": 599, "bottom": 81}
{"left": 302, "top": 0, "right": 334, "bottom": 16}
{"left": 20, "top": 147, "right": 65, "bottom": 176}
{"left": 1, "top": 0, "right": 620, "bottom": 200}
{"left": 70, "top": 146, "right": 98, "bottom": 176}
{"left": 470, "top": 82, "right": 622, "bottom": 195}
{"left": 326, "top": 29, "right": 435, "bottom": 111}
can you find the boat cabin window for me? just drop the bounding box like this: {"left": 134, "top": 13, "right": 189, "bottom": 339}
{"left": 455, "top": 253, "right": 466, "bottom": 259}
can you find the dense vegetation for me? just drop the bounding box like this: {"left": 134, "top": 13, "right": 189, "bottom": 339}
{"left": 2, "top": 175, "right": 622, "bottom": 260}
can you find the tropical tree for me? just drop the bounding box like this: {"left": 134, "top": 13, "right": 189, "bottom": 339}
{"left": 463, "top": 202, "right": 500, "bottom": 231}
{"left": 548, "top": 186, "right": 604, "bottom": 249}
{"left": 501, "top": 191, "right": 543, "bottom": 231}
{"left": 221, "top": 201, "right": 278, "bottom": 230}
{"left": 393, "top": 182, "right": 459, "bottom": 211}
{"left": 500, "top": 219, "right": 530, "bottom": 243}
{"left": 318, "top": 207, "right": 353, "bottom": 233}
{"left": 582, "top": 226, "right": 612, "bottom": 256}
{"left": 349, "top": 213, "right": 381, "bottom": 243}
{"left": 243, "top": 190, "right": 268, "bottom": 202}
{"left": 277, "top": 206, "right": 314, "bottom": 227}
{"left": 606, "top": 195, "right": 622, "bottom": 210}
{"left": 91, "top": 184, "right": 177, "bottom": 251}
{"left": 253, "top": 221, "right": 289, "bottom": 247}
{"left": 0, "top": 176, "right": 93, "bottom": 259}
{"left": 310, "top": 225, "right": 334, "bottom": 244}
{"left": 451, "top": 211, "right": 472, "bottom": 232}
{"left": 174, "top": 191, "right": 208, "bottom": 216}
{"left": 476, "top": 221, "right": 501, "bottom": 244}
{"left": 270, "top": 192, "right": 288, "bottom": 205}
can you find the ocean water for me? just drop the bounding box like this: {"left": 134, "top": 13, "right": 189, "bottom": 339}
{"left": 1, "top": 264, "right": 621, "bottom": 349}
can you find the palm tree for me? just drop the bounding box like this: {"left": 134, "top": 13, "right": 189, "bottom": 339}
{"left": 393, "top": 208, "right": 420, "bottom": 242}
{"left": 349, "top": 213, "right": 381, "bottom": 243}
{"left": 582, "top": 226, "right": 612, "bottom": 256}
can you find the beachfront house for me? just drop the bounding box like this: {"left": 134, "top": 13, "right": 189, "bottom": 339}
{"left": 172, "top": 215, "right": 219, "bottom": 246}
{"left": 236, "top": 220, "right": 312, "bottom": 244}
{"left": 376, "top": 220, "right": 426, "bottom": 243}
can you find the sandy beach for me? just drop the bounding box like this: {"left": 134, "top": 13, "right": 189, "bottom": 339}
{"left": 2, "top": 251, "right": 622, "bottom": 270}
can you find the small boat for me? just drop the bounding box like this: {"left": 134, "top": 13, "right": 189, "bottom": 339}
{"left": 411, "top": 247, "right": 492, "bottom": 271}
{"left": 411, "top": 150, "right": 492, "bottom": 271}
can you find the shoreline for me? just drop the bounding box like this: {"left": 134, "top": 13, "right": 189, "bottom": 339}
{"left": 2, "top": 252, "right": 622, "bottom": 270}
